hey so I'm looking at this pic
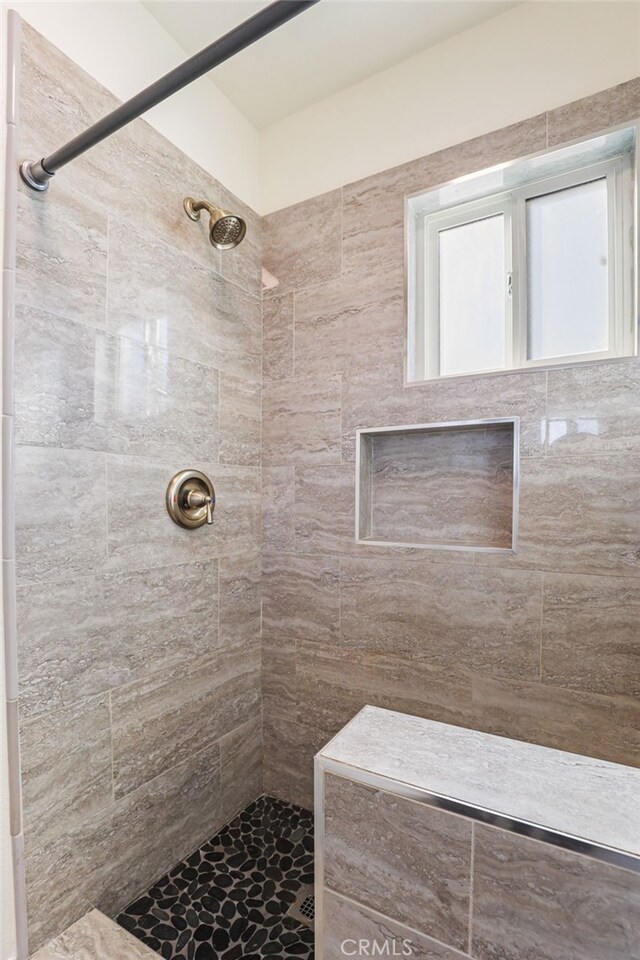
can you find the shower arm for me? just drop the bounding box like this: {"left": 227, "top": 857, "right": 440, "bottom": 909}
{"left": 19, "top": 0, "right": 320, "bottom": 192}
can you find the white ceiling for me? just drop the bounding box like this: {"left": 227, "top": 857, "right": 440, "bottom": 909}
{"left": 143, "top": 0, "right": 516, "bottom": 129}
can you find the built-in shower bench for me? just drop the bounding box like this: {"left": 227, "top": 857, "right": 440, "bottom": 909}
{"left": 315, "top": 706, "right": 640, "bottom": 960}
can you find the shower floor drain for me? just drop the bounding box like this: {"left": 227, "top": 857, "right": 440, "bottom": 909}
{"left": 287, "top": 883, "right": 315, "bottom": 929}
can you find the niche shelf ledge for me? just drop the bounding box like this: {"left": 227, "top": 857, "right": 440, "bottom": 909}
{"left": 355, "top": 417, "right": 519, "bottom": 553}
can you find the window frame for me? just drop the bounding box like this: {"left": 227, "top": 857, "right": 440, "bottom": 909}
{"left": 408, "top": 133, "right": 636, "bottom": 383}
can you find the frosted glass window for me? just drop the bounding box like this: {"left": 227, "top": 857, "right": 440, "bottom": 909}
{"left": 526, "top": 178, "right": 609, "bottom": 360}
{"left": 439, "top": 215, "right": 506, "bottom": 376}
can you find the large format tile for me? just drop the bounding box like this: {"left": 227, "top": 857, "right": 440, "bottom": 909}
{"left": 219, "top": 551, "right": 261, "bottom": 645}
{"left": 515, "top": 454, "right": 640, "bottom": 576}
{"left": 15, "top": 446, "right": 107, "bottom": 584}
{"left": 25, "top": 742, "right": 223, "bottom": 951}
{"left": 16, "top": 181, "right": 108, "bottom": 328}
{"left": 14, "top": 307, "right": 111, "bottom": 451}
{"left": 472, "top": 674, "right": 640, "bottom": 767}
{"left": 323, "top": 890, "right": 467, "bottom": 960}
{"left": 547, "top": 76, "right": 640, "bottom": 146}
{"left": 340, "top": 557, "right": 542, "bottom": 681}
{"left": 263, "top": 188, "right": 342, "bottom": 294}
{"left": 110, "top": 644, "right": 260, "bottom": 797}
{"left": 323, "top": 775, "right": 472, "bottom": 950}
{"left": 263, "top": 712, "right": 329, "bottom": 811}
{"left": 218, "top": 371, "right": 260, "bottom": 466}
{"left": 262, "top": 632, "right": 297, "bottom": 719}
{"left": 541, "top": 572, "right": 640, "bottom": 698}
{"left": 263, "top": 374, "right": 342, "bottom": 465}
{"left": 547, "top": 359, "right": 640, "bottom": 456}
{"left": 17, "top": 574, "right": 111, "bottom": 719}
{"left": 108, "top": 560, "right": 219, "bottom": 686}
{"left": 20, "top": 695, "right": 112, "bottom": 848}
{"left": 108, "top": 338, "right": 219, "bottom": 461}
{"left": 219, "top": 713, "right": 263, "bottom": 825}
{"left": 219, "top": 185, "right": 263, "bottom": 296}
{"left": 294, "top": 464, "right": 355, "bottom": 555}
{"left": 472, "top": 824, "right": 640, "bottom": 960}
{"left": 293, "top": 266, "right": 404, "bottom": 377}
{"left": 262, "top": 466, "right": 295, "bottom": 551}
{"left": 262, "top": 552, "right": 340, "bottom": 644}
{"left": 263, "top": 292, "right": 294, "bottom": 381}
{"left": 341, "top": 363, "right": 547, "bottom": 460}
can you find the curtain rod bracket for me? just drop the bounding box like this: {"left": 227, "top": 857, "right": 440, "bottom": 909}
{"left": 20, "top": 160, "right": 52, "bottom": 191}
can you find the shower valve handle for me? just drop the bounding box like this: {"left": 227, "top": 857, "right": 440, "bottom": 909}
{"left": 185, "top": 489, "right": 214, "bottom": 524}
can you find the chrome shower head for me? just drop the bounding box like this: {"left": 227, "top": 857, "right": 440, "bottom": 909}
{"left": 183, "top": 196, "right": 246, "bottom": 250}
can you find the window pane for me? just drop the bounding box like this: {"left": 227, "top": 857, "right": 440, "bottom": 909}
{"left": 526, "top": 178, "right": 609, "bottom": 361}
{"left": 439, "top": 215, "right": 506, "bottom": 376}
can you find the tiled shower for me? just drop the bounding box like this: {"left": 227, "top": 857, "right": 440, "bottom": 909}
{"left": 3, "top": 10, "right": 640, "bottom": 960}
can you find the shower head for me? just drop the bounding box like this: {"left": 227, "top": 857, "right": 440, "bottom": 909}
{"left": 183, "top": 196, "right": 246, "bottom": 250}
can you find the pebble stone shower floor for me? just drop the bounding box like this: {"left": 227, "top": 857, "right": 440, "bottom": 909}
{"left": 116, "top": 796, "right": 315, "bottom": 960}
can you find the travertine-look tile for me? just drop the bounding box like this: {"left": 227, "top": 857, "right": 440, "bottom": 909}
{"left": 296, "top": 642, "right": 473, "bottom": 734}
{"left": 263, "top": 292, "right": 294, "bottom": 381}
{"left": 262, "top": 466, "right": 295, "bottom": 551}
{"left": 263, "top": 712, "right": 328, "bottom": 811}
{"left": 20, "top": 695, "right": 112, "bottom": 847}
{"left": 17, "top": 575, "right": 111, "bottom": 719}
{"left": 515, "top": 454, "right": 640, "bottom": 576}
{"left": 472, "top": 825, "right": 640, "bottom": 960}
{"left": 262, "top": 633, "right": 297, "bottom": 719}
{"left": 323, "top": 890, "right": 467, "bottom": 960}
{"left": 547, "top": 76, "right": 640, "bottom": 145}
{"left": 341, "top": 363, "right": 546, "bottom": 461}
{"left": 219, "top": 185, "right": 263, "bottom": 296}
{"left": 219, "top": 551, "right": 261, "bottom": 645}
{"left": 219, "top": 372, "right": 260, "bottom": 466}
{"left": 263, "top": 188, "right": 342, "bottom": 294}
{"left": 340, "top": 557, "right": 542, "bottom": 680}
{"left": 262, "top": 552, "right": 340, "bottom": 643}
{"left": 323, "top": 775, "right": 472, "bottom": 950}
{"left": 110, "top": 643, "right": 260, "bottom": 797}
{"left": 293, "top": 266, "right": 404, "bottom": 377}
{"left": 342, "top": 115, "right": 547, "bottom": 276}
{"left": 16, "top": 181, "right": 108, "bottom": 328}
{"left": 31, "top": 909, "right": 159, "bottom": 960}
{"left": 25, "top": 742, "right": 223, "bottom": 951}
{"left": 219, "top": 713, "right": 263, "bottom": 825}
{"left": 262, "top": 374, "right": 342, "bottom": 465}
{"left": 107, "top": 338, "right": 219, "bottom": 461}
{"left": 15, "top": 445, "right": 107, "bottom": 584}
{"left": 541, "top": 572, "right": 640, "bottom": 698}
{"left": 472, "top": 674, "right": 640, "bottom": 767}
{"left": 108, "top": 560, "right": 219, "bottom": 686}
{"left": 294, "top": 464, "right": 355, "bottom": 554}
{"left": 547, "top": 359, "right": 640, "bottom": 456}
{"left": 14, "top": 307, "right": 110, "bottom": 451}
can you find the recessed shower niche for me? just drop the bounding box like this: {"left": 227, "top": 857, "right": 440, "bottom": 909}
{"left": 356, "top": 418, "right": 519, "bottom": 552}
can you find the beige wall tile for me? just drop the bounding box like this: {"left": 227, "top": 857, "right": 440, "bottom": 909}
{"left": 324, "top": 775, "right": 472, "bottom": 950}
{"left": 262, "top": 632, "right": 297, "bottom": 720}
{"left": 293, "top": 266, "right": 404, "bottom": 378}
{"left": 263, "top": 374, "right": 342, "bottom": 465}
{"left": 294, "top": 464, "right": 355, "bottom": 555}
{"left": 263, "top": 552, "right": 340, "bottom": 643}
{"left": 323, "top": 889, "right": 468, "bottom": 960}
{"left": 263, "top": 292, "right": 294, "bottom": 382}
{"left": 472, "top": 824, "right": 640, "bottom": 960}
{"left": 263, "top": 712, "right": 328, "bottom": 811}
{"left": 219, "top": 185, "right": 263, "bottom": 296}
{"left": 219, "top": 372, "right": 261, "bottom": 466}
{"left": 340, "top": 557, "right": 542, "bottom": 681}
{"left": 263, "top": 188, "right": 342, "bottom": 294}
{"left": 30, "top": 909, "right": 160, "bottom": 960}
{"left": 547, "top": 359, "right": 640, "bottom": 456}
{"left": 20, "top": 695, "right": 112, "bottom": 848}
{"left": 541, "top": 572, "right": 640, "bottom": 698}
{"left": 219, "top": 714, "right": 263, "bottom": 825}
{"left": 547, "top": 76, "right": 640, "bottom": 146}
{"left": 219, "top": 551, "right": 261, "bottom": 645}
{"left": 262, "top": 466, "right": 296, "bottom": 551}
{"left": 472, "top": 674, "right": 640, "bottom": 766}
{"left": 15, "top": 445, "right": 107, "bottom": 584}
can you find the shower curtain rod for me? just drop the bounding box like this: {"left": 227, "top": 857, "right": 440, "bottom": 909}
{"left": 20, "top": 0, "right": 320, "bottom": 191}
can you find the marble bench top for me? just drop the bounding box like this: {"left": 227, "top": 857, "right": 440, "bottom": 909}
{"left": 318, "top": 705, "right": 640, "bottom": 859}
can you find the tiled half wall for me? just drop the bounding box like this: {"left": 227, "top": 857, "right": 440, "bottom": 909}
{"left": 261, "top": 76, "right": 640, "bottom": 810}
{"left": 10, "top": 22, "right": 263, "bottom": 953}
